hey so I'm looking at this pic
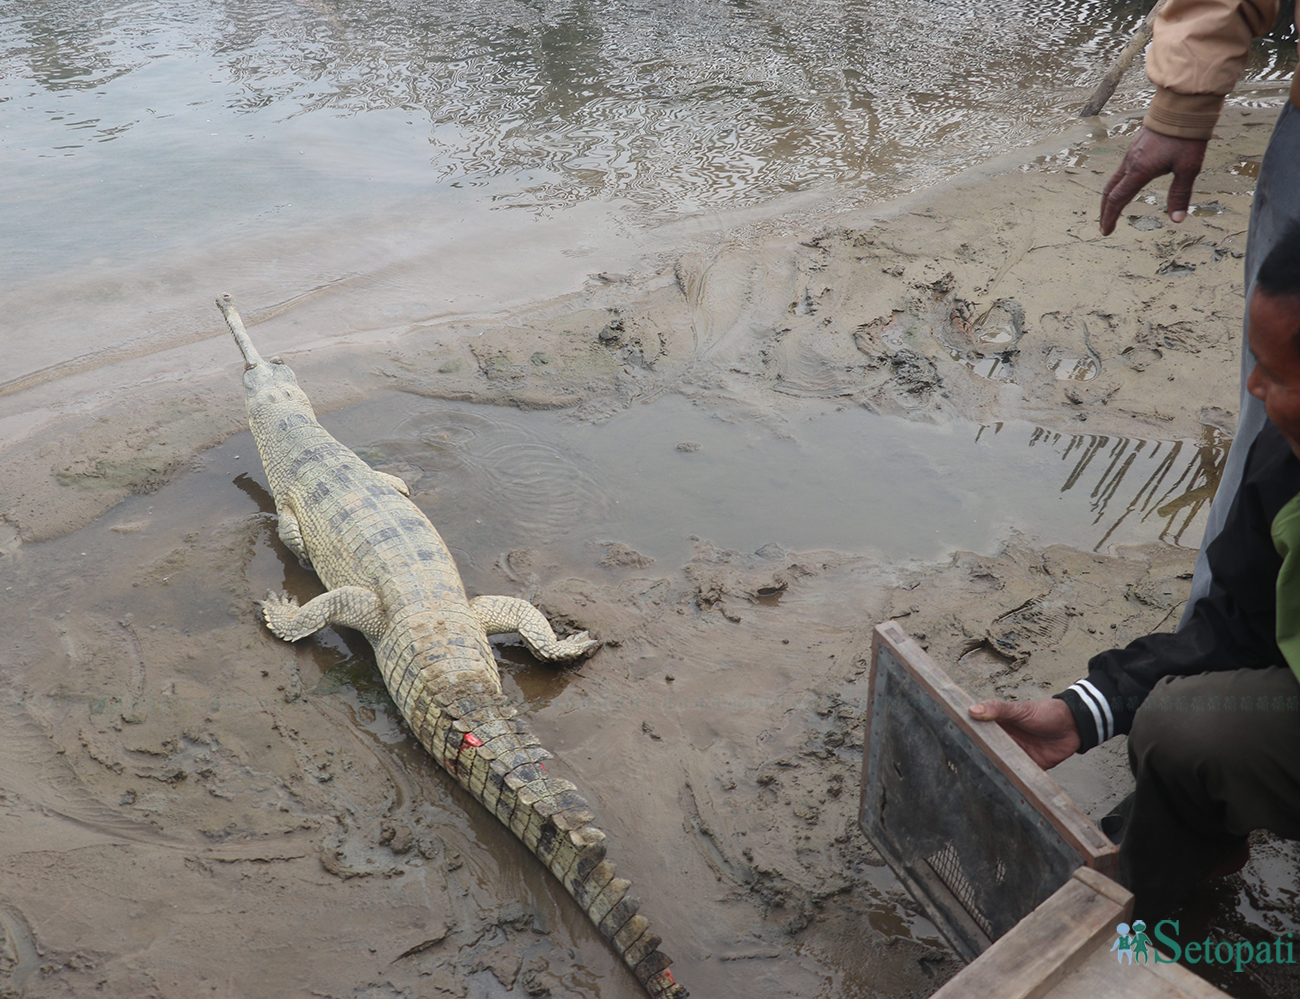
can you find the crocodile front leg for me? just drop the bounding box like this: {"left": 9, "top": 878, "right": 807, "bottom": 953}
{"left": 275, "top": 505, "right": 312, "bottom": 568}
{"left": 470, "top": 594, "right": 599, "bottom": 661}
{"left": 262, "top": 587, "right": 385, "bottom": 642}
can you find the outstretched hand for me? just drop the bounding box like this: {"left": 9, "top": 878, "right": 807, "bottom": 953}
{"left": 1100, "top": 127, "right": 1208, "bottom": 235}
{"left": 968, "top": 697, "right": 1081, "bottom": 770}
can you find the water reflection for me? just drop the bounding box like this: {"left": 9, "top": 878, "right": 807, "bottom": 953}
{"left": 978, "top": 423, "right": 1227, "bottom": 551}
{"left": 6, "top": 0, "right": 1296, "bottom": 230}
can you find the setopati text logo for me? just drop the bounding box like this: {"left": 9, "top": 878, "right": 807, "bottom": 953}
{"left": 1112, "top": 920, "right": 1296, "bottom": 973}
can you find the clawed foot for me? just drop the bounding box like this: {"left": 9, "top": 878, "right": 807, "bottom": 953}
{"left": 469, "top": 594, "right": 602, "bottom": 662}
{"left": 545, "top": 630, "right": 601, "bottom": 661}
{"left": 260, "top": 590, "right": 306, "bottom": 642}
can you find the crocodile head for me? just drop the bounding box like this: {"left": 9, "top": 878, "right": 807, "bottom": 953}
{"left": 239, "top": 352, "right": 308, "bottom": 405}
{"left": 217, "top": 294, "right": 314, "bottom": 413}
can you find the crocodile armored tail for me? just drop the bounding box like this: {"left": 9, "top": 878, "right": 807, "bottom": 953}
{"left": 218, "top": 295, "right": 687, "bottom": 998}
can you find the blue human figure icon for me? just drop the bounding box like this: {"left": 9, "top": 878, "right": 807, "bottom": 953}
{"left": 1131, "top": 920, "right": 1153, "bottom": 964}
{"left": 1111, "top": 922, "right": 1134, "bottom": 963}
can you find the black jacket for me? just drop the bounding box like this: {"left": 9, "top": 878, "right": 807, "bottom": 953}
{"left": 1057, "top": 421, "right": 1300, "bottom": 751}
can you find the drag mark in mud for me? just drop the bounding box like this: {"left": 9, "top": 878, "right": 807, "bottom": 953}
{"left": 0, "top": 903, "right": 41, "bottom": 993}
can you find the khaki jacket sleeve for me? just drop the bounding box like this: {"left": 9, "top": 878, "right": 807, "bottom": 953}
{"left": 1144, "top": 0, "right": 1280, "bottom": 139}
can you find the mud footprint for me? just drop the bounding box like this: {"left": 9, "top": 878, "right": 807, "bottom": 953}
{"left": 987, "top": 596, "right": 1070, "bottom": 661}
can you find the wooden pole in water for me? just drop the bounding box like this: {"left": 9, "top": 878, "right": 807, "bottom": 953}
{"left": 1079, "top": 0, "right": 1170, "bottom": 118}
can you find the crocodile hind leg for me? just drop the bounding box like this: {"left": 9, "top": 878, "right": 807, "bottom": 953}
{"left": 470, "top": 595, "right": 599, "bottom": 661}
{"left": 262, "top": 587, "right": 385, "bottom": 642}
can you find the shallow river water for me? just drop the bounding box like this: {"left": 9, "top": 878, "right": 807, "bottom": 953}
{"left": 4, "top": 0, "right": 1295, "bottom": 402}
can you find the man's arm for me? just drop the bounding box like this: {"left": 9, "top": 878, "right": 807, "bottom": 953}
{"left": 969, "top": 581, "right": 1264, "bottom": 766}
{"left": 1098, "top": 0, "right": 1278, "bottom": 234}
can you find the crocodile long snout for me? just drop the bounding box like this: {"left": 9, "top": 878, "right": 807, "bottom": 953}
{"left": 217, "top": 293, "right": 266, "bottom": 369}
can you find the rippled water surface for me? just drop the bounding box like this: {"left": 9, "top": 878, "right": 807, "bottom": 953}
{"left": 4, "top": 0, "right": 1295, "bottom": 395}
{"left": 342, "top": 394, "right": 1226, "bottom": 566}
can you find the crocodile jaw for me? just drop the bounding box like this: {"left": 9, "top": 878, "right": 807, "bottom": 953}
{"left": 216, "top": 293, "right": 315, "bottom": 415}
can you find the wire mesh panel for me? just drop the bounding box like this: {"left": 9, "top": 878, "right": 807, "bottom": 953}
{"left": 859, "top": 621, "right": 1117, "bottom": 961}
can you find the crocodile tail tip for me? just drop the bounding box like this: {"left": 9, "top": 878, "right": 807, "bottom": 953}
{"left": 461, "top": 710, "right": 690, "bottom": 999}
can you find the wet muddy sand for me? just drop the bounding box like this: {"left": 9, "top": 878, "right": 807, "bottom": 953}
{"left": 3, "top": 105, "right": 1299, "bottom": 999}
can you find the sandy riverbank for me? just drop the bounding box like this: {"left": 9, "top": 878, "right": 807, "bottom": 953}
{"left": 0, "top": 103, "right": 1291, "bottom": 998}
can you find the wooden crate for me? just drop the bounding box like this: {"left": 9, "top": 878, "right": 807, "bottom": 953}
{"left": 859, "top": 621, "right": 1118, "bottom": 960}
{"left": 930, "top": 867, "right": 1229, "bottom": 999}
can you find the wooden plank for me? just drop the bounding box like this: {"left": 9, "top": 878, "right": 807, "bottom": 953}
{"left": 1050, "top": 936, "right": 1234, "bottom": 999}
{"left": 1143, "top": 957, "right": 1239, "bottom": 999}
{"left": 928, "top": 869, "right": 1131, "bottom": 999}
{"left": 1071, "top": 865, "right": 1130, "bottom": 907}
{"left": 1051, "top": 950, "right": 1191, "bottom": 999}
{"left": 873, "top": 621, "right": 1117, "bottom": 875}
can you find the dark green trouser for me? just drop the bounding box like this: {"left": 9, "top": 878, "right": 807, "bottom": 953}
{"left": 1123, "top": 666, "right": 1300, "bottom": 922}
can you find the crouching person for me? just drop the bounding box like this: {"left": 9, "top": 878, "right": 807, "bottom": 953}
{"left": 970, "top": 223, "right": 1300, "bottom": 922}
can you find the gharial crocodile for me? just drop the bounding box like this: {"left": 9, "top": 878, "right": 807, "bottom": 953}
{"left": 217, "top": 294, "right": 688, "bottom": 999}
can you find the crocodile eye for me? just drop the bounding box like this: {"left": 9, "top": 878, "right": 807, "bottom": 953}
{"left": 271, "top": 356, "right": 284, "bottom": 365}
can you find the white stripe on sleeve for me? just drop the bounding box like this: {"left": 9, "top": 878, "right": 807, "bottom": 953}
{"left": 1074, "top": 679, "right": 1114, "bottom": 742}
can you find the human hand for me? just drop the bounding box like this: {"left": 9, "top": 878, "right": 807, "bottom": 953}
{"left": 1099, "top": 127, "right": 1208, "bottom": 235}
{"left": 968, "top": 697, "right": 1081, "bottom": 770}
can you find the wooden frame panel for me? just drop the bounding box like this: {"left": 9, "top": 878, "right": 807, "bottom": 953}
{"left": 859, "top": 621, "right": 1118, "bottom": 960}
